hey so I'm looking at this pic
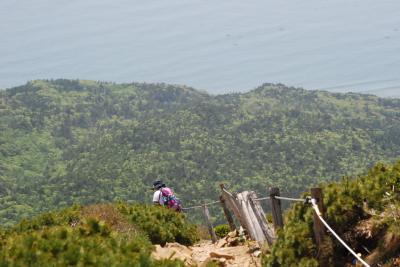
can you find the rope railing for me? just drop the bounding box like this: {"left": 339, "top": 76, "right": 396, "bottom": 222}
{"left": 180, "top": 186, "right": 372, "bottom": 267}
{"left": 311, "top": 199, "right": 370, "bottom": 267}
{"left": 254, "top": 195, "right": 310, "bottom": 203}
{"left": 184, "top": 193, "right": 310, "bottom": 209}
{"left": 253, "top": 196, "right": 270, "bottom": 201}
{"left": 275, "top": 195, "right": 309, "bottom": 203}
{"left": 182, "top": 200, "right": 221, "bottom": 210}
{"left": 181, "top": 205, "right": 203, "bottom": 210}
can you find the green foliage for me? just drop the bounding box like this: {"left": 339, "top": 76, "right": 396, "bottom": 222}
{"left": 0, "top": 203, "right": 191, "bottom": 266}
{"left": 214, "top": 224, "right": 230, "bottom": 238}
{"left": 1, "top": 79, "right": 400, "bottom": 226}
{"left": 263, "top": 161, "right": 400, "bottom": 267}
{"left": 204, "top": 262, "right": 221, "bottom": 267}
{"left": 14, "top": 204, "right": 81, "bottom": 233}
{"left": 117, "top": 204, "right": 199, "bottom": 246}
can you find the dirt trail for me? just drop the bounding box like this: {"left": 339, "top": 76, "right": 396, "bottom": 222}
{"left": 152, "top": 239, "right": 261, "bottom": 266}
{"left": 191, "top": 240, "right": 261, "bottom": 267}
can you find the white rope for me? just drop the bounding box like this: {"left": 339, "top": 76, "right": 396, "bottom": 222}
{"left": 182, "top": 200, "right": 221, "bottom": 210}
{"left": 274, "top": 196, "right": 305, "bottom": 202}
{"left": 181, "top": 205, "right": 202, "bottom": 210}
{"left": 254, "top": 196, "right": 310, "bottom": 202}
{"left": 254, "top": 196, "right": 270, "bottom": 201}
{"left": 311, "top": 199, "right": 370, "bottom": 267}
{"left": 205, "top": 200, "right": 222, "bottom": 206}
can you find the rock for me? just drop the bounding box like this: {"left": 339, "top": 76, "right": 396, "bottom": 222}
{"left": 253, "top": 250, "right": 262, "bottom": 257}
{"left": 227, "top": 236, "right": 240, "bottom": 246}
{"left": 219, "top": 257, "right": 227, "bottom": 267}
{"left": 152, "top": 245, "right": 168, "bottom": 260}
{"left": 152, "top": 243, "right": 194, "bottom": 265}
{"left": 227, "top": 230, "right": 237, "bottom": 238}
{"left": 209, "top": 251, "right": 235, "bottom": 260}
{"left": 247, "top": 241, "right": 261, "bottom": 253}
{"left": 215, "top": 238, "right": 228, "bottom": 248}
{"left": 165, "top": 242, "right": 193, "bottom": 255}
{"left": 201, "top": 257, "right": 225, "bottom": 267}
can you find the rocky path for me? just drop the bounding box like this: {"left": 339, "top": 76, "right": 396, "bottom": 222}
{"left": 152, "top": 233, "right": 262, "bottom": 266}
{"left": 190, "top": 240, "right": 261, "bottom": 267}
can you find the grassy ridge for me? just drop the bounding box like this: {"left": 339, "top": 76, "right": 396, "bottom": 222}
{"left": 0, "top": 203, "right": 198, "bottom": 266}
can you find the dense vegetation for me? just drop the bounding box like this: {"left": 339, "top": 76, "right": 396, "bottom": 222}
{"left": 263, "top": 161, "right": 400, "bottom": 267}
{"left": 0, "top": 203, "right": 197, "bottom": 266}
{"left": 1, "top": 79, "right": 400, "bottom": 226}
{"left": 214, "top": 224, "right": 231, "bottom": 239}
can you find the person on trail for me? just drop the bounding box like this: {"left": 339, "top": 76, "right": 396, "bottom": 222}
{"left": 152, "top": 180, "right": 182, "bottom": 212}
{"left": 152, "top": 180, "right": 165, "bottom": 205}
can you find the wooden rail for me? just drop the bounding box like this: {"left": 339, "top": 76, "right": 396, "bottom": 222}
{"left": 220, "top": 185, "right": 275, "bottom": 245}
{"left": 184, "top": 185, "right": 371, "bottom": 266}
{"left": 185, "top": 185, "right": 324, "bottom": 248}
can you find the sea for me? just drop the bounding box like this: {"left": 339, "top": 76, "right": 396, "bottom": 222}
{"left": 1, "top": 0, "right": 399, "bottom": 97}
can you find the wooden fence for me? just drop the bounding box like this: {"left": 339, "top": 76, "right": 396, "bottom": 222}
{"left": 186, "top": 184, "right": 325, "bottom": 248}
{"left": 185, "top": 184, "right": 371, "bottom": 267}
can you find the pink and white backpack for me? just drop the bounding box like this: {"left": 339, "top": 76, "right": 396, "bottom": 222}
{"left": 160, "top": 187, "right": 182, "bottom": 212}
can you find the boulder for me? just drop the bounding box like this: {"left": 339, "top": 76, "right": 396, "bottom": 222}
{"left": 209, "top": 251, "right": 235, "bottom": 260}
{"left": 165, "top": 242, "right": 193, "bottom": 256}
{"left": 152, "top": 243, "right": 194, "bottom": 265}
{"left": 226, "top": 236, "right": 240, "bottom": 246}
{"left": 227, "top": 230, "right": 238, "bottom": 238}
{"left": 215, "top": 238, "right": 228, "bottom": 248}
{"left": 253, "top": 250, "right": 262, "bottom": 257}
{"left": 247, "top": 241, "right": 261, "bottom": 253}
{"left": 201, "top": 257, "right": 226, "bottom": 267}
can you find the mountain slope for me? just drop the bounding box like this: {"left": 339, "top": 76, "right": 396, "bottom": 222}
{"left": 1, "top": 79, "right": 400, "bottom": 225}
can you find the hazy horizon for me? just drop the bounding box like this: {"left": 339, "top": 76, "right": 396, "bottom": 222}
{"left": 1, "top": 0, "right": 399, "bottom": 97}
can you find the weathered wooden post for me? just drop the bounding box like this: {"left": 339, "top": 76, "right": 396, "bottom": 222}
{"left": 202, "top": 203, "right": 217, "bottom": 243}
{"left": 269, "top": 187, "right": 284, "bottom": 229}
{"left": 219, "top": 184, "right": 248, "bottom": 235}
{"left": 219, "top": 184, "right": 243, "bottom": 225}
{"left": 236, "top": 191, "right": 262, "bottom": 242}
{"left": 311, "top": 187, "right": 325, "bottom": 249}
{"left": 248, "top": 191, "right": 276, "bottom": 245}
{"left": 219, "top": 195, "right": 236, "bottom": 231}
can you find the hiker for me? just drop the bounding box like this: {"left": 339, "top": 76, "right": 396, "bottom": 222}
{"left": 152, "top": 180, "right": 164, "bottom": 205}
{"left": 152, "top": 180, "right": 182, "bottom": 212}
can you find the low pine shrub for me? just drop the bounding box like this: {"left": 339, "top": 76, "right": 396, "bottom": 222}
{"left": 214, "top": 224, "right": 230, "bottom": 238}
{"left": 263, "top": 161, "right": 400, "bottom": 267}
{"left": 0, "top": 203, "right": 195, "bottom": 266}
{"left": 117, "top": 203, "right": 199, "bottom": 246}
{"left": 0, "top": 217, "right": 184, "bottom": 266}
{"left": 14, "top": 204, "right": 81, "bottom": 232}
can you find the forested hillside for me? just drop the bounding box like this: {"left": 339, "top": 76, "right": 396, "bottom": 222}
{"left": 1, "top": 79, "right": 400, "bottom": 226}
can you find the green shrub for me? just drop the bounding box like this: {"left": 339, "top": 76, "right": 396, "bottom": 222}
{"left": 14, "top": 204, "right": 82, "bottom": 232}
{"left": 117, "top": 204, "right": 199, "bottom": 246}
{"left": 0, "top": 203, "right": 192, "bottom": 266}
{"left": 214, "top": 224, "right": 230, "bottom": 238}
{"left": 0, "top": 217, "right": 183, "bottom": 266}
{"left": 263, "top": 161, "right": 400, "bottom": 266}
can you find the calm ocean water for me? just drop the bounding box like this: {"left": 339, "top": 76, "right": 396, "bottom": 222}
{"left": 1, "top": 0, "right": 399, "bottom": 97}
